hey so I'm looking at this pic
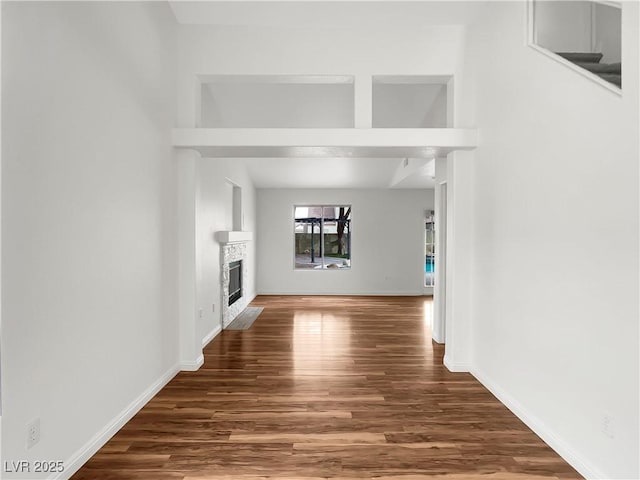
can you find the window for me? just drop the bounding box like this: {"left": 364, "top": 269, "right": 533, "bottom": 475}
{"left": 529, "top": 0, "right": 622, "bottom": 89}
{"left": 425, "top": 213, "right": 435, "bottom": 287}
{"left": 294, "top": 205, "right": 351, "bottom": 269}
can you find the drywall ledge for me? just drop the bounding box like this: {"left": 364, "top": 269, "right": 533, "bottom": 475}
{"left": 172, "top": 128, "right": 478, "bottom": 158}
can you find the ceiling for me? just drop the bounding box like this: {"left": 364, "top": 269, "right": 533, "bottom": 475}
{"left": 168, "top": 1, "right": 484, "bottom": 28}
{"left": 239, "top": 157, "right": 435, "bottom": 189}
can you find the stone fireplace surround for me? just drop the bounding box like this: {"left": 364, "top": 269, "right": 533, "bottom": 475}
{"left": 221, "top": 241, "right": 249, "bottom": 328}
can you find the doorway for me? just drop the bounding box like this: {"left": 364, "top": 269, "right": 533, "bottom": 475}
{"left": 433, "top": 182, "right": 447, "bottom": 344}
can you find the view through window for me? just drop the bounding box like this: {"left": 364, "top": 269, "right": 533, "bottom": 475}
{"left": 294, "top": 205, "right": 351, "bottom": 269}
{"left": 530, "top": 0, "right": 622, "bottom": 88}
{"left": 425, "top": 213, "right": 435, "bottom": 287}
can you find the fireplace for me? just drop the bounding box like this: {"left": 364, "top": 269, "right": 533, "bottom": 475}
{"left": 228, "top": 260, "right": 242, "bottom": 306}
{"left": 220, "top": 240, "right": 249, "bottom": 329}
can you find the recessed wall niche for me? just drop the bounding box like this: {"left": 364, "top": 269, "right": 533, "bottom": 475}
{"left": 199, "top": 75, "right": 355, "bottom": 128}
{"left": 372, "top": 75, "right": 450, "bottom": 128}
{"left": 225, "top": 178, "right": 243, "bottom": 231}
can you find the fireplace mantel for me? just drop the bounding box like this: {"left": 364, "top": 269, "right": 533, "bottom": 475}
{"left": 216, "top": 231, "right": 253, "bottom": 244}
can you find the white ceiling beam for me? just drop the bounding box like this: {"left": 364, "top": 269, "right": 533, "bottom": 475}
{"left": 173, "top": 128, "right": 477, "bottom": 148}
{"left": 172, "top": 128, "right": 477, "bottom": 159}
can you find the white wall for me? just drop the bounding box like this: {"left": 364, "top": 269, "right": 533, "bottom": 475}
{"left": 174, "top": 15, "right": 467, "bottom": 304}
{"left": 432, "top": 158, "right": 448, "bottom": 344}
{"left": 594, "top": 3, "right": 621, "bottom": 64}
{"left": 196, "top": 159, "right": 256, "bottom": 344}
{"left": 256, "top": 189, "right": 433, "bottom": 295}
{"left": 177, "top": 149, "right": 201, "bottom": 369}
{"left": 443, "top": 150, "right": 474, "bottom": 372}
{"left": 373, "top": 83, "right": 447, "bottom": 128}
{"left": 201, "top": 82, "right": 354, "bottom": 128}
{"left": 534, "top": 1, "right": 593, "bottom": 53}
{"left": 469, "top": 2, "right": 639, "bottom": 479}
{"left": 176, "top": 22, "right": 468, "bottom": 128}
{"left": 2, "top": 2, "right": 178, "bottom": 477}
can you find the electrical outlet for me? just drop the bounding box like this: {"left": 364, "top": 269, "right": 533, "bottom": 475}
{"left": 27, "top": 418, "right": 40, "bottom": 449}
{"left": 199, "top": 308, "right": 204, "bottom": 319}
{"left": 212, "top": 303, "right": 215, "bottom": 313}
{"left": 602, "top": 413, "right": 614, "bottom": 439}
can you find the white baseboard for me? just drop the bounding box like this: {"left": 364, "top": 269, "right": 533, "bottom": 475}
{"left": 54, "top": 363, "right": 180, "bottom": 479}
{"left": 180, "top": 354, "right": 204, "bottom": 371}
{"left": 443, "top": 354, "right": 470, "bottom": 372}
{"left": 472, "top": 366, "right": 604, "bottom": 480}
{"left": 202, "top": 325, "right": 221, "bottom": 347}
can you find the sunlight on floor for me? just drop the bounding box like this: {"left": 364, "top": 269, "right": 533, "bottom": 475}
{"left": 423, "top": 297, "right": 434, "bottom": 344}
{"left": 292, "top": 312, "right": 352, "bottom": 376}
{"left": 423, "top": 297, "right": 434, "bottom": 328}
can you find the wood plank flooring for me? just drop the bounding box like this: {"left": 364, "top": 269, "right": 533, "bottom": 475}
{"left": 72, "top": 295, "right": 582, "bottom": 480}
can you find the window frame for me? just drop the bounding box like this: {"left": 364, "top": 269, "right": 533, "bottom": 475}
{"left": 526, "top": 0, "right": 622, "bottom": 95}
{"left": 293, "top": 204, "right": 352, "bottom": 271}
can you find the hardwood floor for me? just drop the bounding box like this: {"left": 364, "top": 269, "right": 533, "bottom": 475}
{"left": 72, "top": 296, "right": 582, "bottom": 480}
